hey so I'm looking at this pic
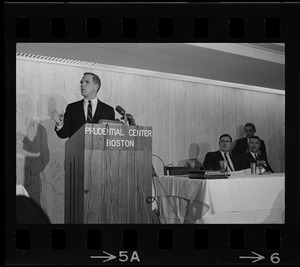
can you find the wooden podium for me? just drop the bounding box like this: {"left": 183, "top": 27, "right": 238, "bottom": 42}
{"left": 65, "top": 123, "right": 152, "bottom": 224}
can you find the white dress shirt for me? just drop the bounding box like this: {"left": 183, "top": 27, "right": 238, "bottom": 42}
{"left": 250, "top": 151, "right": 259, "bottom": 160}
{"left": 220, "top": 151, "right": 235, "bottom": 171}
{"left": 83, "top": 97, "right": 98, "bottom": 121}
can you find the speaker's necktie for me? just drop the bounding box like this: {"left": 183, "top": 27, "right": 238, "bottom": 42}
{"left": 87, "top": 100, "right": 93, "bottom": 123}
{"left": 224, "top": 153, "right": 234, "bottom": 171}
{"left": 255, "top": 153, "right": 258, "bottom": 160}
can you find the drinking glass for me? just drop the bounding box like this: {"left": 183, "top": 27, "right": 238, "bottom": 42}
{"left": 256, "top": 160, "right": 266, "bottom": 175}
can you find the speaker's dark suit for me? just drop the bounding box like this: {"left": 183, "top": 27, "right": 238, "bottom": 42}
{"left": 232, "top": 137, "right": 267, "bottom": 159}
{"left": 203, "top": 150, "right": 243, "bottom": 171}
{"left": 240, "top": 152, "right": 274, "bottom": 173}
{"left": 55, "top": 99, "right": 115, "bottom": 139}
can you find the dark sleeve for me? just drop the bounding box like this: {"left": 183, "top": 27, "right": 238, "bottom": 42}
{"left": 108, "top": 106, "right": 115, "bottom": 120}
{"left": 265, "top": 160, "right": 274, "bottom": 173}
{"left": 231, "top": 140, "right": 243, "bottom": 158}
{"left": 231, "top": 140, "right": 238, "bottom": 157}
{"left": 99, "top": 103, "right": 115, "bottom": 121}
{"left": 238, "top": 154, "right": 250, "bottom": 170}
{"left": 260, "top": 140, "right": 268, "bottom": 159}
{"left": 234, "top": 155, "right": 249, "bottom": 171}
{"left": 55, "top": 105, "right": 71, "bottom": 139}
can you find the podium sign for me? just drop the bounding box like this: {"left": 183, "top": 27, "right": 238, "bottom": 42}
{"left": 65, "top": 123, "right": 152, "bottom": 223}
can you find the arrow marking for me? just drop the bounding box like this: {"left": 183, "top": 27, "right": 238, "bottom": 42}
{"left": 239, "top": 251, "right": 265, "bottom": 263}
{"left": 91, "top": 251, "right": 117, "bottom": 262}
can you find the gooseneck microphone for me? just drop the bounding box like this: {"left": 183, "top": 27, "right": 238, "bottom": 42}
{"left": 126, "top": 113, "right": 136, "bottom": 126}
{"left": 116, "top": 105, "right": 128, "bottom": 124}
{"left": 115, "top": 106, "right": 136, "bottom": 126}
{"left": 115, "top": 105, "right": 126, "bottom": 116}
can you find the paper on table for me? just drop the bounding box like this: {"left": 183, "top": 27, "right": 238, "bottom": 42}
{"left": 228, "top": 168, "right": 252, "bottom": 177}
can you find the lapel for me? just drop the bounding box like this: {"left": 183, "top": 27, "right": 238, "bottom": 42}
{"left": 220, "top": 151, "right": 236, "bottom": 170}
{"left": 219, "top": 150, "right": 233, "bottom": 161}
{"left": 243, "top": 137, "right": 248, "bottom": 147}
{"left": 247, "top": 152, "right": 256, "bottom": 162}
{"left": 92, "top": 99, "right": 102, "bottom": 123}
{"left": 248, "top": 152, "right": 255, "bottom": 160}
{"left": 257, "top": 154, "right": 266, "bottom": 161}
{"left": 217, "top": 150, "right": 225, "bottom": 161}
{"left": 228, "top": 153, "right": 235, "bottom": 164}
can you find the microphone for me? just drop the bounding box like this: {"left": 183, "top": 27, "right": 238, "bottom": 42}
{"left": 126, "top": 113, "right": 136, "bottom": 126}
{"left": 116, "top": 105, "right": 128, "bottom": 124}
{"left": 126, "top": 113, "right": 133, "bottom": 121}
{"left": 115, "top": 106, "right": 126, "bottom": 116}
{"left": 115, "top": 106, "right": 137, "bottom": 126}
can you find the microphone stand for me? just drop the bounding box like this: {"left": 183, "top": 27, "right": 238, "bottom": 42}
{"left": 123, "top": 113, "right": 128, "bottom": 125}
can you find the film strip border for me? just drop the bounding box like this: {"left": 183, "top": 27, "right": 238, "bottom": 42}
{"left": 13, "top": 16, "right": 282, "bottom": 40}
{"left": 5, "top": 3, "right": 299, "bottom": 41}
{"left": 5, "top": 2, "right": 300, "bottom": 265}
{"left": 8, "top": 226, "right": 285, "bottom": 264}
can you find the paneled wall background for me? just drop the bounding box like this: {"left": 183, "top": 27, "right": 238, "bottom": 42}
{"left": 16, "top": 56, "right": 285, "bottom": 223}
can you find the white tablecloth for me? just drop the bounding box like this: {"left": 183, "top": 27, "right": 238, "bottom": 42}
{"left": 153, "top": 173, "right": 285, "bottom": 224}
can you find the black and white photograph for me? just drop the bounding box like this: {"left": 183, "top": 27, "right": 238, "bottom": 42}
{"left": 15, "top": 43, "right": 285, "bottom": 225}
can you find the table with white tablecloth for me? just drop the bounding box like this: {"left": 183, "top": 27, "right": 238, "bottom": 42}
{"left": 152, "top": 173, "right": 285, "bottom": 224}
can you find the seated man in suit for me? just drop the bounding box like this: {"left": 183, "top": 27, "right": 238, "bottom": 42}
{"left": 232, "top": 122, "right": 267, "bottom": 159}
{"left": 203, "top": 134, "right": 243, "bottom": 171}
{"left": 50, "top": 72, "right": 115, "bottom": 139}
{"left": 240, "top": 136, "right": 274, "bottom": 173}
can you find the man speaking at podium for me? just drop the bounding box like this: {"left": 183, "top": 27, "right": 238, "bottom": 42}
{"left": 50, "top": 72, "right": 115, "bottom": 139}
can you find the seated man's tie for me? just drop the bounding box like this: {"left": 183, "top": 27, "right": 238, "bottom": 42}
{"left": 224, "top": 153, "right": 234, "bottom": 171}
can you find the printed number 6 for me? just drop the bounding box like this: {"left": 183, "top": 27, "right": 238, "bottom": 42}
{"left": 270, "top": 253, "right": 280, "bottom": 264}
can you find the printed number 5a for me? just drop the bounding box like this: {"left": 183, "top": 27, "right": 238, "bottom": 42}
{"left": 119, "top": 251, "right": 140, "bottom": 262}
{"left": 270, "top": 253, "right": 280, "bottom": 264}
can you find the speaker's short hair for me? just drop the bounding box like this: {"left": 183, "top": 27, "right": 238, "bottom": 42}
{"left": 83, "top": 72, "right": 101, "bottom": 92}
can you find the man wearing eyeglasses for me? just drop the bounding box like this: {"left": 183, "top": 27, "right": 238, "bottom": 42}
{"left": 203, "top": 134, "right": 243, "bottom": 171}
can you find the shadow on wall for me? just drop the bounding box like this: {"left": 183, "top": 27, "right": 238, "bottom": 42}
{"left": 236, "top": 125, "right": 245, "bottom": 139}
{"left": 17, "top": 94, "right": 50, "bottom": 205}
{"left": 37, "top": 94, "right": 67, "bottom": 222}
{"left": 198, "top": 142, "right": 211, "bottom": 165}
{"left": 17, "top": 94, "right": 67, "bottom": 222}
{"left": 178, "top": 143, "right": 206, "bottom": 169}
{"left": 230, "top": 124, "right": 245, "bottom": 152}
